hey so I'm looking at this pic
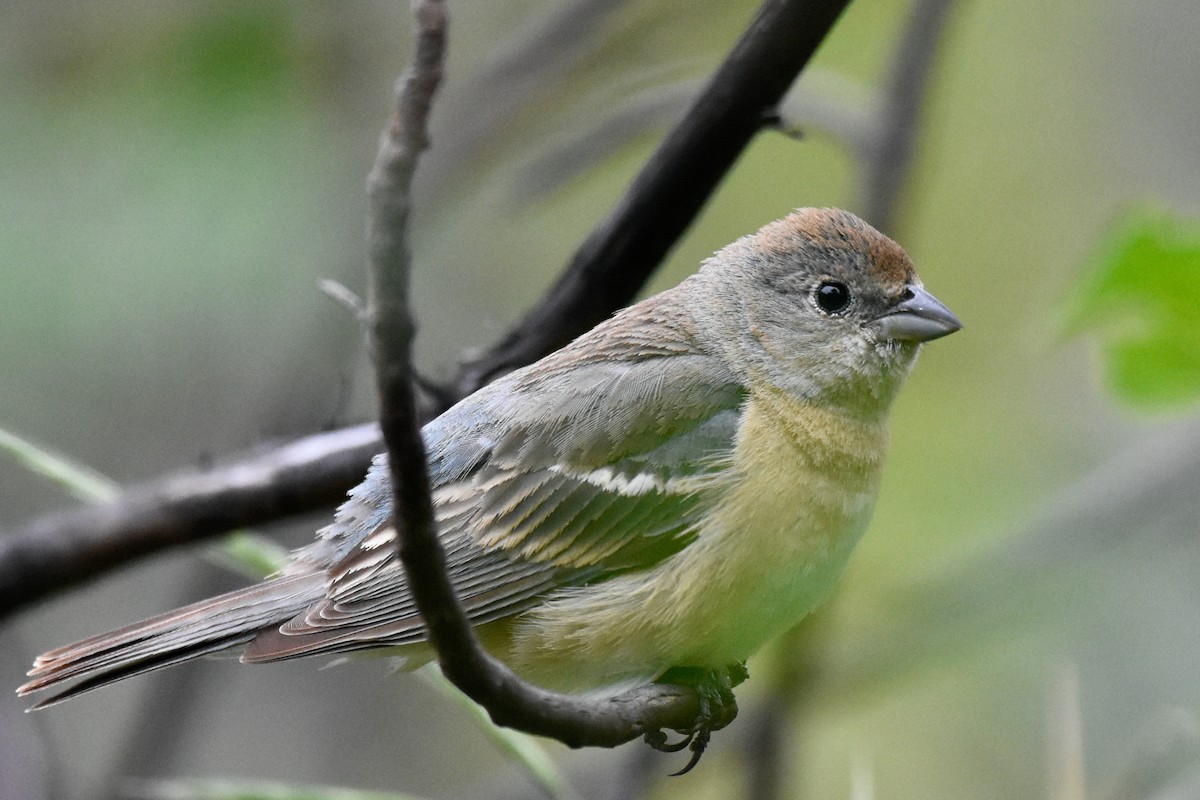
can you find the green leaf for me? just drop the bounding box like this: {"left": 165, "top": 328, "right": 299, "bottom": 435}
{"left": 1066, "top": 206, "right": 1200, "bottom": 409}
{"left": 0, "top": 427, "right": 120, "bottom": 503}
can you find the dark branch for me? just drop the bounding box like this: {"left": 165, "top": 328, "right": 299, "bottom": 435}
{"left": 364, "top": 0, "right": 451, "bottom": 711}
{"left": 0, "top": 0, "right": 854, "bottom": 622}
{"left": 366, "top": 0, "right": 734, "bottom": 751}
{"left": 454, "top": 0, "right": 854, "bottom": 394}
{"left": 0, "top": 424, "right": 380, "bottom": 618}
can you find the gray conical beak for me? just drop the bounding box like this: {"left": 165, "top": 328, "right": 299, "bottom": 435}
{"left": 875, "top": 285, "right": 962, "bottom": 342}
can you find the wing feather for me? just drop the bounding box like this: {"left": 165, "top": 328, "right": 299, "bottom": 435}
{"left": 245, "top": 295, "right": 746, "bottom": 663}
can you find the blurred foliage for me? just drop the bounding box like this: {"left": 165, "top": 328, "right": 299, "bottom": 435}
{"left": 415, "top": 666, "right": 579, "bottom": 800}
{"left": 211, "top": 531, "right": 292, "bottom": 580}
{"left": 0, "top": 427, "right": 120, "bottom": 504}
{"left": 3, "top": 1, "right": 1200, "bottom": 799}
{"left": 1066, "top": 206, "right": 1200, "bottom": 410}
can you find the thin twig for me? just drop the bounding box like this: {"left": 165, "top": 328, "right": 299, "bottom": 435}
{"left": 367, "top": 0, "right": 731, "bottom": 751}
{"left": 1046, "top": 662, "right": 1087, "bottom": 800}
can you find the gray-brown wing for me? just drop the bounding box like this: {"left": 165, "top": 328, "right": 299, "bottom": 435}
{"left": 244, "top": 296, "right": 744, "bottom": 661}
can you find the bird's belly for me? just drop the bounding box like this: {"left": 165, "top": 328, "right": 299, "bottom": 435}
{"left": 505, "top": 398, "right": 886, "bottom": 691}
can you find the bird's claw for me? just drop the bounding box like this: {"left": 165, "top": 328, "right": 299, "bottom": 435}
{"left": 669, "top": 727, "right": 710, "bottom": 776}
{"left": 644, "top": 663, "right": 744, "bottom": 774}
{"left": 644, "top": 728, "right": 695, "bottom": 753}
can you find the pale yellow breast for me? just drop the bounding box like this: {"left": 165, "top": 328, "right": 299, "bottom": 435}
{"left": 507, "top": 390, "right": 889, "bottom": 691}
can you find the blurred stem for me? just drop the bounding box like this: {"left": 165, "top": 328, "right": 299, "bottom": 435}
{"left": 859, "top": 0, "right": 958, "bottom": 233}
{"left": 1046, "top": 662, "right": 1087, "bottom": 800}
{"left": 0, "top": 427, "right": 119, "bottom": 503}
{"left": 417, "top": 666, "right": 581, "bottom": 800}
{"left": 742, "top": 612, "right": 832, "bottom": 800}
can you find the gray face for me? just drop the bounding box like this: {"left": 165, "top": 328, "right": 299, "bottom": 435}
{"left": 690, "top": 208, "right": 958, "bottom": 416}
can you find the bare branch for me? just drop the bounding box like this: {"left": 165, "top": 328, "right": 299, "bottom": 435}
{"left": 454, "top": 0, "right": 854, "bottom": 394}
{"left": 366, "top": 0, "right": 446, "bottom": 517}
{"left": 364, "top": 0, "right": 451, "bottom": 717}
{"left": 0, "top": 424, "right": 380, "bottom": 618}
{"left": 513, "top": 78, "right": 702, "bottom": 202}
{"left": 366, "top": 0, "right": 735, "bottom": 751}
{"left": 1, "top": 0, "right": 855, "bottom": 624}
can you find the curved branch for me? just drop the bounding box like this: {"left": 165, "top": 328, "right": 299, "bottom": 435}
{"left": 366, "top": 0, "right": 732, "bottom": 751}
{"left": 0, "top": 0, "right": 854, "bottom": 624}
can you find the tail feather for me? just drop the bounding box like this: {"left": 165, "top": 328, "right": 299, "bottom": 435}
{"left": 18, "top": 573, "right": 325, "bottom": 708}
{"left": 23, "top": 634, "right": 259, "bottom": 710}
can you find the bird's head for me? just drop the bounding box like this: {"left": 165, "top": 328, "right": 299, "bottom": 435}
{"left": 692, "top": 208, "right": 961, "bottom": 417}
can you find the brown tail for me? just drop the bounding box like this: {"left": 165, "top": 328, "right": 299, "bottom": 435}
{"left": 18, "top": 573, "right": 325, "bottom": 709}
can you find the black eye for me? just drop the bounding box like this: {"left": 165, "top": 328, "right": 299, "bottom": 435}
{"left": 814, "top": 280, "right": 852, "bottom": 314}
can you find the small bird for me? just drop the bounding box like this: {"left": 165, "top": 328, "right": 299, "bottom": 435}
{"left": 19, "top": 208, "right": 960, "bottom": 712}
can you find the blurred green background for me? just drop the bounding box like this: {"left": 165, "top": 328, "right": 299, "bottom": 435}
{"left": 3, "top": 1, "right": 1199, "bottom": 799}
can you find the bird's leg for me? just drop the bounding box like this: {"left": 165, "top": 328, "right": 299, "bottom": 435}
{"left": 643, "top": 663, "right": 745, "bottom": 774}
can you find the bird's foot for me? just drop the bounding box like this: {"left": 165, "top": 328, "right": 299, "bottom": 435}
{"left": 643, "top": 663, "right": 745, "bottom": 775}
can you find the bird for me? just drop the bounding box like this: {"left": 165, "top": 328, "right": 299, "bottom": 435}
{"left": 19, "top": 208, "right": 960, "bottom": 713}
